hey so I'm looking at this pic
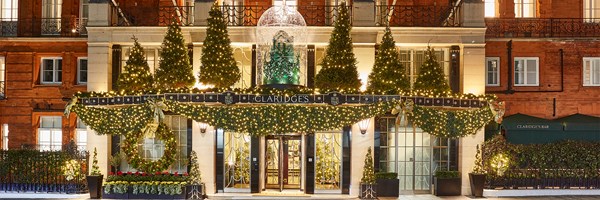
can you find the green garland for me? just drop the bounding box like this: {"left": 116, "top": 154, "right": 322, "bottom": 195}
{"left": 71, "top": 103, "right": 153, "bottom": 135}
{"left": 122, "top": 123, "right": 177, "bottom": 173}
{"left": 409, "top": 105, "right": 493, "bottom": 138}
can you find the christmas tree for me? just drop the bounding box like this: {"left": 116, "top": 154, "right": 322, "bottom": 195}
{"left": 198, "top": 2, "right": 241, "bottom": 88}
{"left": 263, "top": 31, "right": 300, "bottom": 85}
{"left": 314, "top": 1, "right": 361, "bottom": 92}
{"left": 155, "top": 20, "right": 196, "bottom": 89}
{"left": 117, "top": 36, "right": 154, "bottom": 92}
{"left": 188, "top": 150, "right": 202, "bottom": 184}
{"left": 367, "top": 26, "right": 409, "bottom": 94}
{"left": 360, "top": 147, "right": 376, "bottom": 184}
{"left": 315, "top": 138, "right": 340, "bottom": 185}
{"left": 413, "top": 46, "right": 451, "bottom": 95}
{"left": 90, "top": 147, "right": 101, "bottom": 176}
{"left": 472, "top": 144, "right": 485, "bottom": 174}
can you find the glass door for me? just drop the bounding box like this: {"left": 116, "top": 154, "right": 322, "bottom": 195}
{"left": 265, "top": 135, "right": 302, "bottom": 191}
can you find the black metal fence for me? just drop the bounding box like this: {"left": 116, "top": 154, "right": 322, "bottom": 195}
{"left": 0, "top": 17, "right": 87, "bottom": 37}
{"left": 487, "top": 169, "right": 600, "bottom": 189}
{"left": 220, "top": 5, "right": 352, "bottom": 26}
{"left": 110, "top": 5, "right": 194, "bottom": 26}
{"left": 376, "top": 4, "right": 462, "bottom": 27}
{"left": 486, "top": 18, "right": 600, "bottom": 38}
{"left": 0, "top": 148, "right": 89, "bottom": 193}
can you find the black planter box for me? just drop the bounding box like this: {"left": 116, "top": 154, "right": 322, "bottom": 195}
{"left": 469, "top": 173, "right": 485, "bottom": 197}
{"left": 434, "top": 177, "right": 461, "bottom": 196}
{"left": 102, "top": 186, "right": 187, "bottom": 199}
{"left": 359, "top": 183, "right": 377, "bottom": 199}
{"left": 376, "top": 179, "right": 399, "bottom": 197}
{"left": 86, "top": 175, "right": 103, "bottom": 199}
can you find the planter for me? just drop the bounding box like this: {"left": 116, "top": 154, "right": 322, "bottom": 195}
{"left": 376, "top": 178, "right": 398, "bottom": 197}
{"left": 434, "top": 177, "right": 461, "bottom": 196}
{"left": 359, "top": 183, "right": 377, "bottom": 199}
{"left": 469, "top": 173, "right": 485, "bottom": 197}
{"left": 86, "top": 175, "right": 103, "bottom": 199}
{"left": 102, "top": 185, "right": 187, "bottom": 199}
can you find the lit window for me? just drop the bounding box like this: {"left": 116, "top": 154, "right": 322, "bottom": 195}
{"left": 514, "top": 0, "right": 536, "bottom": 18}
{"left": 2, "top": 124, "right": 8, "bottom": 150}
{"left": 39, "top": 116, "right": 62, "bottom": 151}
{"left": 486, "top": 57, "right": 500, "bottom": 86}
{"left": 0, "top": 0, "right": 18, "bottom": 20}
{"left": 583, "top": 57, "right": 600, "bottom": 86}
{"left": 485, "top": 0, "right": 498, "bottom": 17}
{"left": 1, "top": 56, "right": 5, "bottom": 98}
{"left": 41, "top": 57, "right": 63, "bottom": 84}
{"left": 76, "top": 118, "right": 87, "bottom": 151}
{"left": 399, "top": 48, "right": 450, "bottom": 89}
{"left": 42, "top": 0, "right": 63, "bottom": 35}
{"left": 584, "top": 0, "right": 600, "bottom": 22}
{"left": 514, "top": 57, "right": 539, "bottom": 86}
{"left": 78, "top": 58, "right": 88, "bottom": 84}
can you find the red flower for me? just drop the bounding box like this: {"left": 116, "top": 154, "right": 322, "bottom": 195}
{"left": 183, "top": 172, "right": 189, "bottom": 176}
{"left": 162, "top": 171, "right": 169, "bottom": 175}
{"left": 155, "top": 171, "right": 161, "bottom": 175}
{"left": 135, "top": 171, "right": 140, "bottom": 176}
{"left": 174, "top": 171, "right": 179, "bottom": 176}
{"left": 109, "top": 172, "right": 114, "bottom": 176}
{"left": 142, "top": 172, "right": 147, "bottom": 176}
{"left": 127, "top": 171, "right": 132, "bottom": 175}
{"left": 117, "top": 171, "right": 123, "bottom": 176}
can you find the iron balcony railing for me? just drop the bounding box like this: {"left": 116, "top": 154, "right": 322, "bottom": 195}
{"left": 220, "top": 5, "right": 352, "bottom": 26}
{"left": 110, "top": 5, "right": 194, "bottom": 26}
{"left": 375, "top": 4, "right": 462, "bottom": 27}
{"left": 486, "top": 18, "right": 600, "bottom": 38}
{"left": 0, "top": 17, "right": 87, "bottom": 37}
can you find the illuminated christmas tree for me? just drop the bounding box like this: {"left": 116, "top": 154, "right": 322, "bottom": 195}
{"left": 360, "top": 147, "right": 376, "bottom": 184}
{"left": 155, "top": 20, "right": 195, "bottom": 89}
{"left": 263, "top": 31, "right": 300, "bottom": 85}
{"left": 413, "top": 46, "right": 451, "bottom": 95}
{"left": 315, "top": 138, "right": 340, "bottom": 186}
{"left": 90, "top": 147, "right": 101, "bottom": 176}
{"left": 198, "top": 2, "right": 241, "bottom": 88}
{"left": 314, "top": 1, "right": 361, "bottom": 92}
{"left": 188, "top": 150, "right": 202, "bottom": 184}
{"left": 116, "top": 36, "right": 154, "bottom": 92}
{"left": 367, "top": 26, "right": 409, "bottom": 94}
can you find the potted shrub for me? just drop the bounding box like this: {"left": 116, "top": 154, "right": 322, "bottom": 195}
{"left": 469, "top": 144, "right": 486, "bottom": 197}
{"left": 359, "top": 147, "right": 377, "bottom": 199}
{"left": 186, "top": 150, "right": 205, "bottom": 199}
{"left": 87, "top": 148, "right": 103, "bottom": 199}
{"left": 375, "top": 172, "right": 398, "bottom": 197}
{"left": 434, "top": 170, "right": 461, "bottom": 196}
{"left": 109, "top": 152, "right": 122, "bottom": 173}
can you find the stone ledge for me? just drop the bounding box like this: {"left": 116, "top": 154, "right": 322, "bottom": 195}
{"left": 484, "top": 189, "right": 600, "bottom": 197}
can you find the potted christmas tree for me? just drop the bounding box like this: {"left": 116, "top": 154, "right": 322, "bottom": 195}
{"left": 359, "top": 147, "right": 377, "bottom": 199}
{"left": 187, "top": 150, "right": 204, "bottom": 199}
{"left": 87, "top": 148, "right": 103, "bottom": 199}
{"left": 469, "top": 144, "right": 486, "bottom": 197}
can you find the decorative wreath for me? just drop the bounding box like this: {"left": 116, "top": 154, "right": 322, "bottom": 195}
{"left": 122, "top": 123, "right": 177, "bottom": 173}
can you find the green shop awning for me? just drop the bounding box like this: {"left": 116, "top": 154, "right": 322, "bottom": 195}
{"left": 557, "top": 114, "right": 600, "bottom": 131}
{"left": 501, "top": 113, "right": 564, "bottom": 144}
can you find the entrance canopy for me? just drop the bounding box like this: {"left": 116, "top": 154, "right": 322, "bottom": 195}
{"left": 501, "top": 113, "right": 600, "bottom": 144}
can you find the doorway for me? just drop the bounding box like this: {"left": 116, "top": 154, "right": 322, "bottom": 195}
{"left": 265, "top": 135, "right": 302, "bottom": 191}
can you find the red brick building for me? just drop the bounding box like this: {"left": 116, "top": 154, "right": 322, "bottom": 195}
{"left": 0, "top": 0, "right": 88, "bottom": 150}
{"left": 485, "top": 0, "right": 600, "bottom": 143}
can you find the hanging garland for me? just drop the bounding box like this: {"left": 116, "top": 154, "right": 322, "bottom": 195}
{"left": 70, "top": 103, "right": 154, "bottom": 135}
{"left": 122, "top": 123, "right": 177, "bottom": 173}
{"left": 408, "top": 103, "right": 494, "bottom": 138}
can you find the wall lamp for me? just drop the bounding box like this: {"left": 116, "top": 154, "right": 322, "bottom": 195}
{"left": 199, "top": 122, "right": 208, "bottom": 134}
{"left": 358, "top": 118, "right": 371, "bottom": 135}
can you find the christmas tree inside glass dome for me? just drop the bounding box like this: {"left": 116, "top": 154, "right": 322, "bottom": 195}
{"left": 256, "top": 0, "right": 307, "bottom": 88}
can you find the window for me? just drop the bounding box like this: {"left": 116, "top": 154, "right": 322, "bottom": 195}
{"left": 584, "top": 0, "right": 600, "bottom": 22}
{"left": 39, "top": 116, "right": 62, "bottom": 151}
{"left": 486, "top": 57, "right": 500, "bottom": 86}
{"left": 583, "top": 57, "right": 600, "bottom": 86}
{"left": 78, "top": 58, "right": 88, "bottom": 84}
{"left": 2, "top": 124, "right": 8, "bottom": 150}
{"left": 42, "top": 0, "right": 63, "bottom": 35}
{"left": 76, "top": 118, "right": 87, "bottom": 151}
{"left": 485, "top": 0, "right": 498, "bottom": 17}
{"left": 514, "top": 0, "right": 536, "bottom": 18}
{"left": 399, "top": 48, "right": 450, "bottom": 89}
{"left": 1, "top": 0, "right": 18, "bottom": 20}
{"left": 514, "top": 57, "right": 539, "bottom": 86}
{"left": 121, "top": 47, "right": 160, "bottom": 74}
{"left": 41, "top": 57, "right": 62, "bottom": 84}
{"left": 1, "top": 56, "right": 5, "bottom": 98}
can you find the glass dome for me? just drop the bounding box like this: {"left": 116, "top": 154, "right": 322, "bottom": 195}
{"left": 256, "top": 3, "right": 308, "bottom": 87}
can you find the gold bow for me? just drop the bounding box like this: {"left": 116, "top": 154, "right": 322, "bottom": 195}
{"left": 392, "top": 99, "right": 414, "bottom": 125}
{"left": 64, "top": 96, "right": 78, "bottom": 118}
{"left": 144, "top": 98, "right": 168, "bottom": 138}
{"left": 489, "top": 101, "right": 506, "bottom": 124}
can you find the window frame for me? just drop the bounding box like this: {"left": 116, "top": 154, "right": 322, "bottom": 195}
{"left": 77, "top": 57, "right": 88, "bottom": 85}
{"left": 38, "top": 116, "right": 63, "bottom": 151}
{"left": 40, "top": 57, "right": 63, "bottom": 84}
{"left": 584, "top": 0, "right": 600, "bottom": 21}
{"left": 484, "top": 0, "right": 499, "bottom": 18}
{"left": 486, "top": 57, "right": 501, "bottom": 86}
{"left": 2, "top": 124, "right": 8, "bottom": 150}
{"left": 1, "top": 56, "right": 5, "bottom": 99}
{"left": 514, "top": 0, "right": 536, "bottom": 18}
{"left": 399, "top": 48, "right": 450, "bottom": 90}
{"left": 514, "top": 57, "right": 539, "bottom": 86}
{"left": 0, "top": 0, "right": 18, "bottom": 21}
{"left": 583, "top": 57, "right": 600, "bottom": 86}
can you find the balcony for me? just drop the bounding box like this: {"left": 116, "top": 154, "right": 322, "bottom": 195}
{"left": 0, "top": 17, "right": 87, "bottom": 37}
{"left": 220, "top": 5, "right": 352, "bottom": 26}
{"left": 486, "top": 18, "right": 600, "bottom": 38}
{"left": 111, "top": 5, "right": 194, "bottom": 26}
{"left": 375, "top": 4, "right": 462, "bottom": 27}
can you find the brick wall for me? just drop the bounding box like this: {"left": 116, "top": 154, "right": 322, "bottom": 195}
{"left": 486, "top": 40, "right": 600, "bottom": 119}
{"left": 0, "top": 41, "right": 87, "bottom": 149}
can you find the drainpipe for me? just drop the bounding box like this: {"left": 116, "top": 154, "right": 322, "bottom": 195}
{"left": 506, "top": 40, "right": 514, "bottom": 94}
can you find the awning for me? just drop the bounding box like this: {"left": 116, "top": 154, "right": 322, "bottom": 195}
{"left": 557, "top": 114, "right": 600, "bottom": 131}
{"left": 501, "top": 113, "right": 600, "bottom": 144}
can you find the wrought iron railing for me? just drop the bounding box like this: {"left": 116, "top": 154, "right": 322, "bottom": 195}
{"left": 220, "top": 5, "right": 352, "bottom": 26}
{"left": 486, "top": 18, "right": 600, "bottom": 38}
{"left": 376, "top": 4, "right": 462, "bottom": 27}
{"left": 110, "top": 5, "right": 194, "bottom": 26}
{"left": 0, "top": 17, "right": 87, "bottom": 37}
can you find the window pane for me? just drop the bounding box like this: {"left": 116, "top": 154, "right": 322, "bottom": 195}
{"left": 80, "top": 59, "right": 87, "bottom": 70}
{"left": 43, "top": 59, "right": 54, "bottom": 70}
{"left": 514, "top": 60, "right": 523, "bottom": 84}
{"left": 484, "top": 0, "right": 496, "bottom": 17}
{"left": 39, "top": 130, "right": 51, "bottom": 142}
